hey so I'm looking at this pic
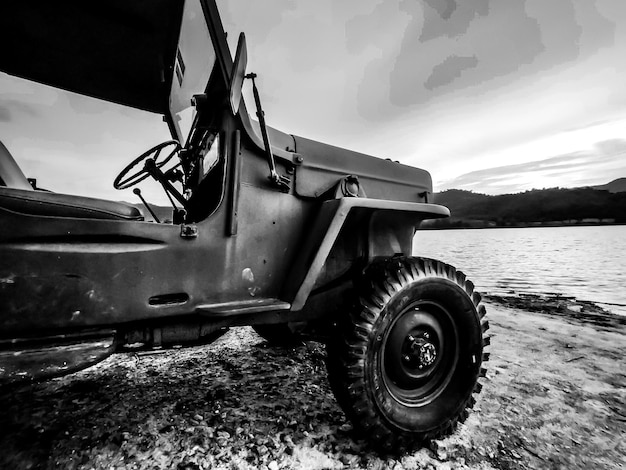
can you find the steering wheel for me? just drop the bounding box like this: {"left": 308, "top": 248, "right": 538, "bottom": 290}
{"left": 113, "top": 140, "right": 181, "bottom": 190}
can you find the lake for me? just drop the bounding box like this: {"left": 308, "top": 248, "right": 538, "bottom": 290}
{"left": 413, "top": 225, "right": 626, "bottom": 316}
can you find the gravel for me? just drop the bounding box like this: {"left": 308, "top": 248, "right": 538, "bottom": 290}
{"left": 2, "top": 299, "right": 624, "bottom": 469}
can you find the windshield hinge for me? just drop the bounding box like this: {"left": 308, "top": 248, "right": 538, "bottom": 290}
{"left": 245, "top": 73, "right": 291, "bottom": 192}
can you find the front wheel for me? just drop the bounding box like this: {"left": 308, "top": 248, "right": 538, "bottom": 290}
{"left": 326, "top": 257, "right": 489, "bottom": 451}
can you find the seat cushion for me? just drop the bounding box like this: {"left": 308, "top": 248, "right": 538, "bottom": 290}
{"left": 0, "top": 187, "right": 144, "bottom": 221}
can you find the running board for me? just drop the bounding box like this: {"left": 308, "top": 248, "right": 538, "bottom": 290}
{"left": 0, "top": 330, "right": 116, "bottom": 386}
{"left": 196, "top": 298, "right": 291, "bottom": 317}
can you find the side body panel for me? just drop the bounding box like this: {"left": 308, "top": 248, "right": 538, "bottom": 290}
{"left": 0, "top": 125, "right": 312, "bottom": 337}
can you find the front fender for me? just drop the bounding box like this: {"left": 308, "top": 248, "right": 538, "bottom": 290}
{"left": 284, "top": 198, "right": 449, "bottom": 311}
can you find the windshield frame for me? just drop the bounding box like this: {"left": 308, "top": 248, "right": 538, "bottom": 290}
{"left": 167, "top": 0, "right": 218, "bottom": 146}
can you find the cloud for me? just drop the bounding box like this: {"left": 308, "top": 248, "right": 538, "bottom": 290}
{"left": 425, "top": 55, "right": 478, "bottom": 90}
{"left": 0, "top": 99, "right": 39, "bottom": 122}
{"left": 594, "top": 139, "right": 626, "bottom": 157}
{"left": 423, "top": 0, "right": 459, "bottom": 22}
{"left": 390, "top": 1, "right": 543, "bottom": 107}
{"left": 265, "top": 11, "right": 344, "bottom": 75}
{"left": 440, "top": 139, "right": 626, "bottom": 193}
{"left": 345, "top": 0, "right": 546, "bottom": 120}
{"left": 343, "top": 2, "right": 414, "bottom": 120}
{"left": 343, "top": 0, "right": 617, "bottom": 123}
{"left": 419, "top": 0, "right": 489, "bottom": 40}
{"left": 217, "top": 0, "right": 297, "bottom": 47}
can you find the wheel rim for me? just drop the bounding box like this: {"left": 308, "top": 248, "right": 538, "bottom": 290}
{"left": 381, "top": 300, "right": 459, "bottom": 407}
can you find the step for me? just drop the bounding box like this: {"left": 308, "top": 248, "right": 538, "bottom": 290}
{"left": 196, "top": 298, "right": 291, "bottom": 317}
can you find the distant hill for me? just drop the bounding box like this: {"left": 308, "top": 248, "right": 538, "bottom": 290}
{"left": 424, "top": 186, "right": 626, "bottom": 229}
{"left": 592, "top": 178, "right": 626, "bottom": 193}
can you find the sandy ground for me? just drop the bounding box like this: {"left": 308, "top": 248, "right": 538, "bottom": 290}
{"left": 0, "top": 300, "right": 624, "bottom": 470}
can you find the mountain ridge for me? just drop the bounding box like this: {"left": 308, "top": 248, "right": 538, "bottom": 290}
{"left": 592, "top": 177, "right": 626, "bottom": 193}
{"left": 425, "top": 178, "right": 626, "bottom": 229}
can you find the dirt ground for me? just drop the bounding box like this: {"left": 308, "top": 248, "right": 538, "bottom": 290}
{"left": 1, "top": 299, "right": 624, "bottom": 470}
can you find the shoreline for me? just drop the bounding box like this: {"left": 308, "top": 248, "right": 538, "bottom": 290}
{"left": 484, "top": 292, "right": 626, "bottom": 330}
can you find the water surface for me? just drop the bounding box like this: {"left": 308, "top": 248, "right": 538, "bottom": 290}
{"left": 413, "top": 225, "right": 626, "bottom": 315}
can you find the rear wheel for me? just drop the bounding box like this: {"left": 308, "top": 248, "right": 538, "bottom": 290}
{"left": 327, "top": 257, "right": 489, "bottom": 451}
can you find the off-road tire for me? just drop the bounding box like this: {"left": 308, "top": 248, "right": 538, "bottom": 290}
{"left": 327, "top": 257, "right": 489, "bottom": 452}
{"left": 252, "top": 324, "right": 302, "bottom": 346}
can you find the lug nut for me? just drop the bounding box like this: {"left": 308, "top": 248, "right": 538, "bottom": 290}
{"left": 408, "top": 335, "right": 415, "bottom": 342}
{"left": 423, "top": 332, "right": 430, "bottom": 339}
{"left": 403, "top": 355, "right": 411, "bottom": 362}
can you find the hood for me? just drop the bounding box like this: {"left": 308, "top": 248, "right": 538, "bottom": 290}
{"left": 293, "top": 135, "right": 433, "bottom": 203}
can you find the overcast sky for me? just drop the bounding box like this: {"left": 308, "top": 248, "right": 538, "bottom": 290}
{"left": 2, "top": 0, "right": 626, "bottom": 201}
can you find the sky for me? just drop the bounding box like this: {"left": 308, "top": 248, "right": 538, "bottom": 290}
{"left": 1, "top": 0, "right": 626, "bottom": 202}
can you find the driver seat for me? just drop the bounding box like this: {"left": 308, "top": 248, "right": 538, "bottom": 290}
{"left": 0, "top": 187, "right": 144, "bottom": 221}
{"left": 0, "top": 141, "right": 143, "bottom": 221}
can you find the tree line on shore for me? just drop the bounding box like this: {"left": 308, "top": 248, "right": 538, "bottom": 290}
{"left": 423, "top": 185, "right": 626, "bottom": 229}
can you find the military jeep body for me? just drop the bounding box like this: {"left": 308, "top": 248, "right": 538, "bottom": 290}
{"left": 0, "top": 0, "right": 488, "bottom": 451}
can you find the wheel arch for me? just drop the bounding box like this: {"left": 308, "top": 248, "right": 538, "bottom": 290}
{"left": 284, "top": 198, "right": 449, "bottom": 311}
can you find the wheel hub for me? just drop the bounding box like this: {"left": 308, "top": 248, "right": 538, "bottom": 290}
{"left": 382, "top": 302, "right": 460, "bottom": 405}
{"left": 418, "top": 342, "right": 437, "bottom": 367}
{"left": 402, "top": 333, "right": 438, "bottom": 369}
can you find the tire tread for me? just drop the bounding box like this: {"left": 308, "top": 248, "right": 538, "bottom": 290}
{"left": 326, "top": 256, "right": 489, "bottom": 452}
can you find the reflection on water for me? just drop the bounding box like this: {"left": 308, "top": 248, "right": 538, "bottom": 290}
{"left": 413, "top": 225, "right": 626, "bottom": 315}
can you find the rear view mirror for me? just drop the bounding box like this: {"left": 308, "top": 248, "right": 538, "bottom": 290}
{"left": 229, "top": 33, "right": 247, "bottom": 115}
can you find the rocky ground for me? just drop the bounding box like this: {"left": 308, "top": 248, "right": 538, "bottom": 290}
{"left": 1, "top": 296, "right": 625, "bottom": 470}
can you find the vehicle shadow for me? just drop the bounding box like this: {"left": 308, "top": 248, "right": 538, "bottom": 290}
{"left": 0, "top": 332, "right": 368, "bottom": 469}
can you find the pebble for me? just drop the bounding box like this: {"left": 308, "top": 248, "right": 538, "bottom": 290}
{"left": 339, "top": 423, "right": 352, "bottom": 433}
{"left": 268, "top": 461, "right": 279, "bottom": 470}
{"left": 340, "top": 453, "right": 359, "bottom": 466}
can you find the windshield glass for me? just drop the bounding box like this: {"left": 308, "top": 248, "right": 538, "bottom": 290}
{"left": 169, "top": 0, "right": 216, "bottom": 144}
